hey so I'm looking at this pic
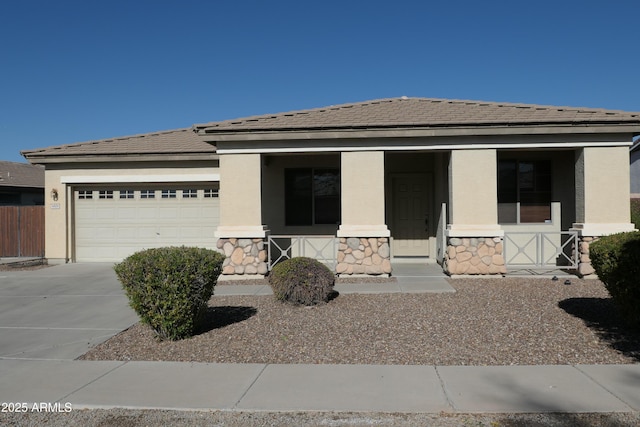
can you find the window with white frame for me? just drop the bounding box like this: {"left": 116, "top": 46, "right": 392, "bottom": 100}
{"left": 161, "top": 189, "right": 177, "bottom": 199}
{"left": 78, "top": 190, "right": 93, "bottom": 199}
{"left": 119, "top": 190, "right": 135, "bottom": 199}
{"left": 140, "top": 190, "right": 156, "bottom": 199}
{"left": 182, "top": 189, "right": 198, "bottom": 198}
{"left": 98, "top": 190, "right": 114, "bottom": 199}
{"left": 204, "top": 189, "right": 218, "bottom": 198}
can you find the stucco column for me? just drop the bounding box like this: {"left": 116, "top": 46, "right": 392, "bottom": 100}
{"left": 337, "top": 151, "right": 391, "bottom": 275}
{"left": 445, "top": 149, "right": 505, "bottom": 275}
{"left": 572, "top": 146, "right": 635, "bottom": 277}
{"left": 43, "top": 170, "right": 69, "bottom": 264}
{"left": 215, "top": 153, "right": 268, "bottom": 276}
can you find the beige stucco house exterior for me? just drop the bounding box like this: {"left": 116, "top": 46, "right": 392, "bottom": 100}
{"left": 22, "top": 97, "right": 640, "bottom": 277}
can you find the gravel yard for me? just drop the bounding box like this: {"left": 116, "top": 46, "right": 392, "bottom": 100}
{"left": 4, "top": 408, "right": 640, "bottom": 427}
{"left": 80, "top": 277, "right": 640, "bottom": 365}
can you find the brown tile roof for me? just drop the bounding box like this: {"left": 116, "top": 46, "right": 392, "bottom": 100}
{"left": 21, "top": 97, "right": 640, "bottom": 162}
{"left": 195, "top": 97, "right": 640, "bottom": 133}
{"left": 0, "top": 161, "right": 44, "bottom": 188}
{"left": 21, "top": 128, "right": 216, "bottom": 159}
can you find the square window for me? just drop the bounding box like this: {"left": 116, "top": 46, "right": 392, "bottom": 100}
{"left": 204, "top": 189, "right": 219, "bottom": 198}
{"left": 78, "top": 190, "right": 93, "bottom": 200}
{"left": 98, "top": 190, "right": 114, "bottom": 199}
{"left": 140, "top": 190, "right": 155, "bottom": 199}
{"left": 182, "top": 189, "right": 198, "bottom": 198}
{"left": 285, "top": 168, "right": 340, "bottom": 226}
{"left": 162, "top": 189, "right": 177, "bottom": 199}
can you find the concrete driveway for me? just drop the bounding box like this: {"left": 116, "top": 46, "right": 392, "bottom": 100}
{"left": 0, "top": 263, "right": 137, "bottom": 360}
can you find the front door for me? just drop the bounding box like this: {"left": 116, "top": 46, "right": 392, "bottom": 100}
{"left": 391, "top": 174, "right": 431, "bottom": 257}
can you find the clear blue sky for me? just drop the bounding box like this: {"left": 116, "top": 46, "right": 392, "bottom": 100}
{"left": 2, "top": 0, "right": 639, "bottom": 163}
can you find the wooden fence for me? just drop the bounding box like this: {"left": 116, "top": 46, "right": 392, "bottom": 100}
{"left": 0, "top": 206, "right": 45, "bottom": 257}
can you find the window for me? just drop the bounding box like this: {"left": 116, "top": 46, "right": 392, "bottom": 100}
{"left": 498, "top": 159, "right": 552, "bottom": 223}
{"left": 140, "top": 190, "right": 155, "bottom": 199}
{"left": 162, "top": 189, "right": 177, "bottom": 199}
{"left": 119, "top": 190, "right": 135, "bottom": 199}
{"left": 78, "top": 190, "right": 93, "bottom": 199}
{"left": 285, "top": 168, "right": 340, "bottom": 226}
{"left": 182, "top": 189, "right": 198, "bottom": 198}
{"left": 204, "top": 189, "right": 219, "bottom": 198}
{"left": 98, "top": 190, "right": 113, "bottom": 199}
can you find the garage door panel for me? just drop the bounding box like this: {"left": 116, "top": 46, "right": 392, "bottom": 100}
{"left": 94, "top": 209, "right": 117, "bottom": 220}
{"left": 117, "top": 207, "right": 139, "bottom": 220}
{"left": 137, "top": 207, "right": 159, "bottom": 219}
{"left": 157, "top": 207, "right": 179, "bottom": 219}
{"left": 75, "top": 187, "right": 219, "bottom": 262}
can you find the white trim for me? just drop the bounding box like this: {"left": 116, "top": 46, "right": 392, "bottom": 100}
{"left": 217, "top": 141, "right": 630, "bottom": 155}
{"left": 570, "top": 223, "right": 637, "bottom": 236}
{"left": 446, "top": 224, "right": 505, "bottom": 238}
{"left": 61, "top": 174, "right": 220, "bottom": 184}
{"left": 215, "top": 225, "right": 269, "bottom": 238}
{"left": 337, "top": 224, "right": 391, "bottom": 237}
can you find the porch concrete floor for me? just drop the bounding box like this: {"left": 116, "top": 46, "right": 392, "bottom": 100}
{"left": 388, "top": 261, "right": 455, "bottom": 294}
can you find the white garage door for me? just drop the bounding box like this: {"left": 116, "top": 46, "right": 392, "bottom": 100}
{"left": 75, "top": 187, "right": 219, "bottom": 262}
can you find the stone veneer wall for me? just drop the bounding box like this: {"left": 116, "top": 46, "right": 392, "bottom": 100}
{"left": 336, "top": 237, "right": 391, "bottom": 275}
{"left": 217, "top": 238, "right": 268, "bottom": 275}
{"left": 575, "top": 236, "right": 598, "bottom": 278}
{"left": 444, "top": 237, "right": 506, "bottom": 275}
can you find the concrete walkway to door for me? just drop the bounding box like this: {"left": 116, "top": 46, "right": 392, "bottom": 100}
{"left": 216, "top": 261, "right": 455, "bottom": 296}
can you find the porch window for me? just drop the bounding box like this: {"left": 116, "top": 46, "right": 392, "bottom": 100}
{"left": 498, "top": 160, "right": 551, "bottom": 223}
{"left": 285, "top": 168, "right": 340, "bottom": 226}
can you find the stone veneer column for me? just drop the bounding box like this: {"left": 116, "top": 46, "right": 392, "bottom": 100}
{"left": 444, "top": 237, "right": 506, "bottom": 275}
{"left": 337, "top": 151, "right": 391, "bottom": 276}
{"left": 217, "top": 238, "right": 268, "bottom": 275}
{"left": 445, "top": 149, "right": 505, "bottom": 275}
{"left": 574, "top": 236, "right": 598, "bottom": 279}
{"left": 336, "top": 237, "right": 391, "bottom": 275}
{"left": 216, "top": 153, "right": 268, "bottom": 278}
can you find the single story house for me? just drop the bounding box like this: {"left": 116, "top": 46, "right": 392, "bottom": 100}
{"left": 22, "top": 97, "right": 640, "bottom": 277}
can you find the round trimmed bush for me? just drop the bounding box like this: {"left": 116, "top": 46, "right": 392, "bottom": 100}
{"left": 590, "top": 231, "right": 640, "bottom": 329}
{"left": 268, "top": 257, "right": 335, "bottom": 306}
{"left": 114, "top": 246, "right": 224, "bottom": 340}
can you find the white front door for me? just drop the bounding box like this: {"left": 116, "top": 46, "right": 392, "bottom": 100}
{"left": 391, "top": 174, "right": 431, "bottom": 257}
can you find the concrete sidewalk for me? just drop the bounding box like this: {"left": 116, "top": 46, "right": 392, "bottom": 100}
{"left": 0, "top": 359, "right": 638, "bottom": 413}
{"left": 1, "top": 262, "right": 638, "bottom": 415}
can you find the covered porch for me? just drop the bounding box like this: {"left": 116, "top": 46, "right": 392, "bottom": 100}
{"left": 214, "top": 144, "right": 634, "bottom": 279}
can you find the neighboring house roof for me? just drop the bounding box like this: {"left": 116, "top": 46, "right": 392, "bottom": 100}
{"left": 22, "top": 128, "right": 216, "bottom": 162}
{"left": 195, "top": 97, "right": 640, "bottom": 134}
{"left": 0, "top": 161, "right": 44, "bottom": 188}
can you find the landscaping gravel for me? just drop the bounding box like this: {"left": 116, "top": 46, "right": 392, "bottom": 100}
{"left": 80, "top": 277, "right": 640, "bottom": 365}
{"left": 3, "top": 408, "right": 640, "bottom": 427}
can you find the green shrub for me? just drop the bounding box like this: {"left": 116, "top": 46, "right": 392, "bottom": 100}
{"left": 631, "top": 199, "right": 640, "bottom": 229}
{"left": 114, "top": 246, "right": 224, "bottom": 340}
{"left": 268, "top": 257, "right": 335, "bottom": 306}
{"left": 589, "top": 232, "right": 640, "bottom": 329}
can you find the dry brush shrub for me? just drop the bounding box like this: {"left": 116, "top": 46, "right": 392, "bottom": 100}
{"left": 114, "top": 246, "right": 224, "bottom": 340}
{"left": 268, "top": 257, "right": 335, "bottom": 306}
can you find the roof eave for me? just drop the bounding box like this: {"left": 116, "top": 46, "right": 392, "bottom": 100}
{"left": 198, "top": 123, "right": 640, "bottom": 142}
{"left": 23, "top": 152, "right": 219, "bottom": 165}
